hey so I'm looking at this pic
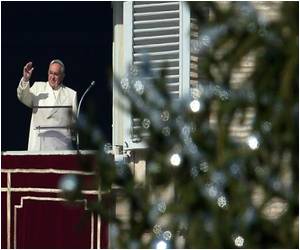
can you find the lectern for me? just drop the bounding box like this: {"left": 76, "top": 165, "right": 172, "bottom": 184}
{"left": 31, "top": 105, "right": 75, "bottom": 150}
{"left": 1, "top": 150, "right": 109, "bottom": 249}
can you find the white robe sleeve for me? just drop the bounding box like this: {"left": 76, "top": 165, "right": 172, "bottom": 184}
{"left": 17, "top": 77, "right": 36, "bottom": 108}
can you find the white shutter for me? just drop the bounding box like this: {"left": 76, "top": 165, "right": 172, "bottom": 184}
{"left": 123, "top": 1, "right": 190, "bottom": 150}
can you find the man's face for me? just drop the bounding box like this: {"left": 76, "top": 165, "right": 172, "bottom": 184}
{"left": 48, "top": 63, "right": 64, "bottom": 89}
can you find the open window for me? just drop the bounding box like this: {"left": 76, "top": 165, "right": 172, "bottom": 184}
{"left": 113, "top": 1, "right": 192, "bottom": 151}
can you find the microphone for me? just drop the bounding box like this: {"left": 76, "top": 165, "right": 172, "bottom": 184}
{"left": 76, "top": 81, "right": 95, "bottom": 150}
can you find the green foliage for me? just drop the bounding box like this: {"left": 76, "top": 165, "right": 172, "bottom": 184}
{"left": 70, "top": 2, "right": 298, "bottom": 248}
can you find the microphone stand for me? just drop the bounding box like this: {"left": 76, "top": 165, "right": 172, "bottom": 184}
{"left": 76, "top": 81, "right": 95, "bottom": 151}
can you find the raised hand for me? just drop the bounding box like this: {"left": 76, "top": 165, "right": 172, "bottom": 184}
{"left": 23, "top": 62, "right": 34, "bottom": 82}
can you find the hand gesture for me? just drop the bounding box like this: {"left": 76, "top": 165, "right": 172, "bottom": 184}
{"left": 23, "top": 62, "right": 34, "bottom": 82}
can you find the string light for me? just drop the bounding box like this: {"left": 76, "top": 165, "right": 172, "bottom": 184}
{"left": 161, "top": 110, "right": 170, "bottom": 121}
{"left": 189, "top": 99, "right": 201, "bottom": 113}
{"left": 142, "top": 119, "right": 151, "bottom": 129}
{"left": 234, "top": 235, "right": 245, "bottom": 247}
{"left": 153, "top": 224, "right": 162, "bottom": 235}
{"left": 217, "top": 196, "right": 227, "bottom": 208}
{"left": 199, "top": 162, "right": 209, "bottom": 172}
{"left": 247, "top": 135, "right": 260, "bottom": 150}
{"left": 104, "top": 143, "right": 112, "bottom": 154}
{"left": 157, "top": 201, "right": 166, "bottom": 213}
{"left": 134, "top": 80, "right": 144, "bottom": 95}
{"left": 170, "top": 153, "right": 181, "bottom": 167}
{"left": 120, "top": 77, "right": 129, "bottom": 90}
{"left": 163, "top": 231, "right": 172, "bottom": 241}
{"left": 58, "top": 174, "right": 78, "bottom": 193}
{"left": 156, "top": 240, "right": 167, "bottom": 250}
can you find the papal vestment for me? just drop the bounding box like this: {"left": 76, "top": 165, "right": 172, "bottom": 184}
{"left": 17, "top": 78, "right": 77, "bottom": 151}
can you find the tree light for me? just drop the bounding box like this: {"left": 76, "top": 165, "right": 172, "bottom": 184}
{"left": 170, "top": 153, "right": 181, "bottom": 166}
{"left": 156, "top": 240, "right": 167, "bottom": 250}
{"left": 58, "top": 174, "right": 78, "bottom": 193}
{"left": 189, "top": 99, "right": 201, "bottom": 112}
{"left": 247, "top": 135, "right": 259, "bottom": 150}
{"left": 234, "top": 235, "right": 244, "bottom": 247}
{"left": 217, "top": 196, "right": 227, "bottom": 208}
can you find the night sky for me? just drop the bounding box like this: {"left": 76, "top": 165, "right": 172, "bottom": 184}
{"left": 1, "top": 1, "right": 113, "bottom": 151}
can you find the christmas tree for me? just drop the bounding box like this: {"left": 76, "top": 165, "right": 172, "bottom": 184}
{"left": 61, "top": 2, "right": 298, "bottom": 248}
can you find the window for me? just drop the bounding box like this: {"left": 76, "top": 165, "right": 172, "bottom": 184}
{"left": 113, "top": 1, "right": 192, "bottom": 150}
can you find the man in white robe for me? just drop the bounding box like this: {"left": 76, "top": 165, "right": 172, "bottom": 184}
{"left": 17, "top": 59, "right": 77, "bottom": 151}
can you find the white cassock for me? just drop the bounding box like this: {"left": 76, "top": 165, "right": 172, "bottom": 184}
{"left": 17, "top": 78, "right": 77, "bottom": 151}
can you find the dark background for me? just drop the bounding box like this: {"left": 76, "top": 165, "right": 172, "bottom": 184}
{"left": 1, "top": 1, "right": 113, "bottom": 151}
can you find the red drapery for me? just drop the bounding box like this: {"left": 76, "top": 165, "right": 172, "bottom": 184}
{"left": 1, "top": 153, "right": 109, "bottom": 249}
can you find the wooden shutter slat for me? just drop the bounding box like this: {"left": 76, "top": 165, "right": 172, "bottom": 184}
{"left": 134, "top": 42, "right": 179, "bottom": 52}
{"left": 134, "top": 10, "right": 179, "bottom": 21}
{"left": 134, "top": 26, "right": 179, "bottom": 35}
{"left": 134, "top": 2, "right": 179, "bottom": 13}
{"left": 134, "top": 58, "right": 179, "bottom": 65}
{"left": 134, "top": 34, "right": 179, "bottom": 45}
